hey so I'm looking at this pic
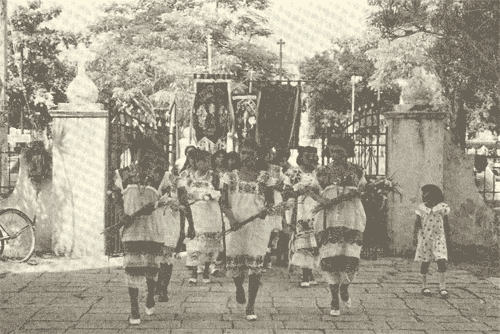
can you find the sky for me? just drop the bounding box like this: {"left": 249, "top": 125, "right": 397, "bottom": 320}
{"left": 9, "top": 0, "right": 373, "bottom": 68}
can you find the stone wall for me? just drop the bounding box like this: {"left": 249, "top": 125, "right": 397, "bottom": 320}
{"left": 443, "top": 131, "right": 499, "bottom": 264}
{"left": 385, "top": 107, "right": 447, "bottom": 255}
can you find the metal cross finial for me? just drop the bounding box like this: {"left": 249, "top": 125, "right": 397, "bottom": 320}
{"left": 67, "top": 43, "right": 95, "bottom": 75}
{"left": 277, "top": 39, "right": 285, "bottom": 81}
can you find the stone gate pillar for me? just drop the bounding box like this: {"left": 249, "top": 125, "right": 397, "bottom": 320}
{"left": 49, "top": 46, "right": 108, "bottom": 258}
{"left": 385, "top": 106, "right": 447, "bottom": 255}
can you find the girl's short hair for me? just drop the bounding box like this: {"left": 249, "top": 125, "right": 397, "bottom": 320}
{"left": 296, "top": 146, "right": 317, "bottom": 166}
{"left": 194, "top": 149, "right": 212, "bottom": 164}
{"left": 223, "top": 151, "right": 242, "bottom": 171}
{"left": 421, "top": 184, "right": 444, "bottom": 203}
{"left": 323, "top": 135, "right": 355, "bottom": 158}
{"left": 212, "top": 149, "right": 227, "bottom": 168}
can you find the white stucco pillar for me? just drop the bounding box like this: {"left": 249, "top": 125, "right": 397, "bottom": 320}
{"left": 50, "top": 103, "right": 108, "bottom": 257}
{"left": 385, "top": 106, "right": 447, "bottom": 255}
{"left": 49, "top": 44, "right": 108, "bottom": 257}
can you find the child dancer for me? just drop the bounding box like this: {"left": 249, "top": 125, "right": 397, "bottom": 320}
{"left": 220, "top": 142, "right": 275, "bottom": 321}
{"left": 113, "top": 138, "right": 167, "bottom": 325}
{"left": 283, "top": 146, "right": 320, "bottom": 287}
{"left": 312, "top": 152, "right": 366, "bottom": 316}
{"left": 413, "top": 184, "right": 451, "bottom": 299}
{"left": 179, "top": 150, "right": 222, "bottom": 284}
{"left": 156, "top": 169, "right": 184, "bottom": 302}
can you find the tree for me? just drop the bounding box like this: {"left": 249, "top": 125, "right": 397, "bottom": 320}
{"left": 87, "top": 0, "right": 278, "bottom": 128}
{"left": 299, "top": 33, "right": 399, "bottom": 137}
{"left": 6, "top": 1, "right": 81, "bottom": 130}
{"left": 369, "top": 0, "right": 500, "bottom": 145}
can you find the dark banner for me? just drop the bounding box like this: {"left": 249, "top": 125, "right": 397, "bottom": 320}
{"left": 193, "top": 82, "right": 232, "bottom": 144}
{"left": 257, "top": 83, "right": 301, "bottom": 150}
{"left": 232, "top": 94, "right": 258, "bottom": 145}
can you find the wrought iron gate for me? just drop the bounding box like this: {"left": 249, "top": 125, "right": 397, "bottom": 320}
{"left": 321, "top": 100, "right": 388, "bottom": 259}
{"left": 105, "top": 109, "right": 173, "bottom": 256}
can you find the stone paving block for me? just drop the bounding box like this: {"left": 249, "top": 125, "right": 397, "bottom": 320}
{"left": 177, "top": 313, "right": 223, "bottom": 321}
{"left": 180, "top": 320, "right": 231, "bottom": 329}
{"left": 185, "top": 296, "right": 229, "bottom": 303}
{"left": 1, "top": 321, "right": 26, "bottom": 333}
{"left": 336, "top": 322, "right": 391, "bottom": 330}
{"left": 372, "top": 331, "right": 425, "bottom": 334}
{"left": 322, "top": 314, "right": 371, "bottom": 322}
{"left": 31, "top": 308, "right": 88, "bottom": 321}
{"left": 232, "top": 320, "right": 285, "bottom": 329}
{"left": 415, "top": 332, "right": 484, "bottom": 334}
{"left": 10, "top": 330, "right": 68, "bottom": 334}
{"left": 65, "top": 330, "right": 119, "bottom": 334}
{"left": 416, "top": 315, "right": 472, "bottom": 322}
{"left": 74, "top": 320, "right": 130, "bottom": 330}
{"left": 459, "top": 308, "right": 500, "bottom": 317}
{"left": 364, "top": 308, "right": 415, "bottom": 316}
{"left": 183, "top": 307, "right": 229, "bottom": 314}
{"left": 283, "top": 320, "right": 336, "bottom": 329}
{"left": 275, "top": 330, "right": 325, "bottom": 334}
{"left": 88, "top": 304, "right": 130, "bottom": 313}
{"left": 387, "top": 322, "right": 447, "bottom": 331}
{"left": 171, "top": 330, "right": 222, "bottom": 334}
{"left": 131, "top": 320, "right": 181, "bottom": 329}
{"left": 79, "top": 313, "right": 129, "bottom": 322}
{"left": 226, "top": 330, "right": 276, "bottom": 334}
{"left": 368, "top": 315, "right": 418, "bottom": 322}
{"left": 21, "top": 321, "right": 76, "bottom": 330}
{"left": 228, "top": 301, "right": 274, "bottom": 309}
{"left": 273, "top": 301, "right": 319, "bottom": 308}
{"left": 118, "top": 330, "right": 171, "bottom": 334}
{"left": 325, "top": 331, "right": 377, "bottom": 334}
{"left": 470, "top": 317, "right": 500, "bottom": 330}
{"left": 276, "top": 307, "right": 323, "bottom": 314}
{"left": 271, "top": 313, "right": 322, "bottom": 322}
{"left": 223, "top": 313, "right": 272, "bottom": 321}
{"left": 412, "top": 307, "right": 462, "bottom": 316}
{"left": 440, "top": 322, "right": 493, "bottom": 331}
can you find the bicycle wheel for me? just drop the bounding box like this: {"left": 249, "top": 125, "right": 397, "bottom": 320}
{"left": 0, "top": 209, "right": 35, "bottom": 262}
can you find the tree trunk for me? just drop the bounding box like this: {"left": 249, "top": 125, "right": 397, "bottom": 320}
{"left": 450, "top": 89, "right": 466, "bottom": 149}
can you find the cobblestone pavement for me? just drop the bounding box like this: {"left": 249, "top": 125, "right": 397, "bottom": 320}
{"left": 0, "top": 256, "right": 499, "bottom": 334}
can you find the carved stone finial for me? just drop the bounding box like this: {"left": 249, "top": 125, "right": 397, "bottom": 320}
{"left": 66, "top": 44, "right": 98, "bottom": 105}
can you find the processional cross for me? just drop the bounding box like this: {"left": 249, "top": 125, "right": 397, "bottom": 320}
{"left": 277, "top": 39, "right": 285, "bottom": 81}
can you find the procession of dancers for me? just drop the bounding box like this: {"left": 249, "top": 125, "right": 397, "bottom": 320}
{"left": 109, "top": 136, "right": 451, "bottom": 325}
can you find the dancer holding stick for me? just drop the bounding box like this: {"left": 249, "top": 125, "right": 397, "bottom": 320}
{"left": 219, "top": 140, "right": 276, "bottom": 321}
{"left": 109, "top": 138, "right": 171, "bottom": 325}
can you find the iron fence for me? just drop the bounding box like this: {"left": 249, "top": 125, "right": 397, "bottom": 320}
{"left": 468, "top": 141, "right": 500, "bottom": 207}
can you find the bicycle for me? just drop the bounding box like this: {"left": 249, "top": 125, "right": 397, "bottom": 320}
{"left": 0, "top": 208, "right": 36, "bottom": 263}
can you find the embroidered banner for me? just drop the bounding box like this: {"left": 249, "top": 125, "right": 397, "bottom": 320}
{"left": 193, "top": 82, "right": 232, "bottom": 145}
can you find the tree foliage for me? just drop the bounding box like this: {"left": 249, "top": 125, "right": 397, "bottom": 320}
{"left": 299, "top": 33, "right": 399, "bottom": 137}
{"left": 87, "top": 0, "right": 278, "bottom": 128}
{"left": 369, "top": 0, "right": 500, "bottom": 144}
{"left": 6, "top": 1, "right": 81, "bottom": 129}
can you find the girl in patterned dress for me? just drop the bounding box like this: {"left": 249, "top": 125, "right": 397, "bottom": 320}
{"left": 113, "top": 139, "right": 168, "bottom": 325}
{"left": 284, "top": 146, "right": 321, "bottom": 287}
{"left": 220, "top": 141, "right": 275, "bottom": 321}
{"left": 179, "top": 150, "right": 222, "bottom": 284}
{"left": 413, "top": 184, "right": 451, "bottom": 299}
{"left": 312, "top": 137, "right": 367, "bottom": 316}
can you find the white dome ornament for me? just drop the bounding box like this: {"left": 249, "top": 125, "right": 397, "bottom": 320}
{"left": 66, "top": 44, "right": 99, "bottom": 106}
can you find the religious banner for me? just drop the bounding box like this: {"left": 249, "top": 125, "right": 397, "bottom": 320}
{"left": 232, "top": 94, "right": 258, "bottom": 145}
{"left": 192, "top": 74, "right": 234, "bottom": 147}
{"left": 256, "top": 83, "right": 301, "bottom": 151}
